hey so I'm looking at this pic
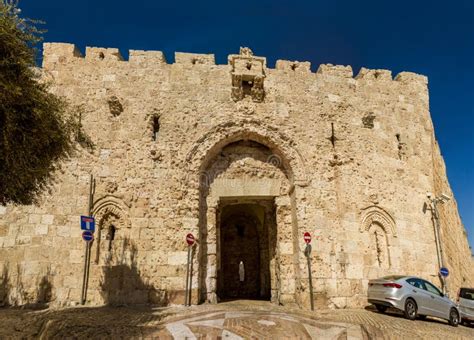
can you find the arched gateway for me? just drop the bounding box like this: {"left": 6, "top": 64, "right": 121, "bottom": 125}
{"left": 183, "top": 119, "right": 308, "bottom": 304}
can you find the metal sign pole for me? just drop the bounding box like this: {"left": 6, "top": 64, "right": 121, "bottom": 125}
{"left": 188, "top": 245, "right": 194, "bottom": 306}
{"left": 185, "top": 245, "right": 191, "bottom": 306}
{"left": 305, "top": 244, "right": 314, "bottom": 311}
{"left": 80, "top": 241, "right": 89, "bottom": 305}
{"left": 84, "top": 240, "right": 93, "bottom": 302}
{"left": 80, "top": 174, "right": 94, "bottom": 305}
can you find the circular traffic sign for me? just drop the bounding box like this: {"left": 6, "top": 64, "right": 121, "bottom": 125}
{"left": 439, "top": 267, "right": 449, "bottom": 277}
{"left": 82, "top": 230, "right": 94, "bottom": 242}
{"left": 304, "top": 232, "right": 311, "bottom": 244}
{"left": 186, "top": 233, "right": 195, "bottom": 246}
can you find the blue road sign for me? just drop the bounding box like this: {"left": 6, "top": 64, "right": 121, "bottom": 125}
{"left": 81, "top": 216, "right": 95, "bottom": 232}
{"left": 82, "top": 231, "right": 94, "bottom": 242}
{"left": 440, "top": 267, "right": 449, "bottom": 277}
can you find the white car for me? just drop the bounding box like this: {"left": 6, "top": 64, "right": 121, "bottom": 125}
{"left": 368, "top": 275, "right": 460, "bottom": 326}
{"left": 457, "top": 288, "right": 474, "bottom": 326}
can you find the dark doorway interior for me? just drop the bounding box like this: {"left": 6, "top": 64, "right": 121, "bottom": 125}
{"left": 217, "top": 201, "right": 272, "bottom": 301}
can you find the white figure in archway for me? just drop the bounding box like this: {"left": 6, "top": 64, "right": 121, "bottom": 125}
{"left": 239, "top": 261, "right": 245, "bottom": 282}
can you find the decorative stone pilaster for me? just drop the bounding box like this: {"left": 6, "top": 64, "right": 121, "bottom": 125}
{"left": 205, "top": 202, "right": 218, "bottom": 304}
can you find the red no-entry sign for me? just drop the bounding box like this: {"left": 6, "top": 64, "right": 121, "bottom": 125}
{"left": 186, "top": 233, "right": 195, "bottom": 246}
{"left": 304, "top": 232, "right": 311, "bottom": 244}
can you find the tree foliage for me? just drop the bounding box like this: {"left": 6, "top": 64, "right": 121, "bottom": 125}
{"left": 0, "top": 1, "right": 74, "bottom": 205}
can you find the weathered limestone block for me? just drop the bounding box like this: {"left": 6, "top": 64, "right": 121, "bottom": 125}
{"left": 85, "top": 47, "right": 124, "bottom": 61}
{"left": 129, "top": 50, "right": 167, "bottom": 66}
{"left": 356, "top": 67, "right": 392, "bottom": 81}
{"left": 316, "top": 64, "right": 353, "bottom": 78}
{"left": 167, "top": 251, "right": 188, "bottom": 266}
{"left": 41, "top": 215, "right": 54, "bottom": 225}
{"left": 276, "top": 60, "right": 311, "bottom": 73}
{"left": 42, "top": 42, "right": 82, "bottom": 67}
{"left": 395, "top": 71, "right": 428, "bottom": 85}
{"left": 175, "top": 52, "right": 215, "bottom": 65}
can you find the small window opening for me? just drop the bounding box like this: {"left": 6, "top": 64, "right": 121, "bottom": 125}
{"left": 99, "top": 52, "right": 105, "bottom": 60}
{"left": 106, "top": 224, "right": 116, "bottom": 251}
{"left": 246, "top": 62, "right": 252, "bottom": 70}
{"left": 396, "top": 133, "right": 405, "bottom": 160}
{"left": 291, "top": 63, "right": 297, "bottom": 71}
{"left": 152, "top": 116, "right": 160, "bottom": 141}
{"left": 192, "top": 58, "right": 197, "bottom": 65}
{"left": 242, "top": 80, "right": 253, "bottom": 96}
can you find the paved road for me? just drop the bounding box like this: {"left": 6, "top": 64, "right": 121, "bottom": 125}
{"left": 0, "top": 301, "right": 472, "bottom": 339}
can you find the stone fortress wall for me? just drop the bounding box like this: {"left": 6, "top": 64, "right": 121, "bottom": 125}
{"left": 0, "top": 43, "right": 472, "bottom": 308}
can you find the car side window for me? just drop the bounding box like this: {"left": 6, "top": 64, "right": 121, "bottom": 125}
{"left": 424, "top": 281, "right": 442, "bottom": 296}
{"left": 460, "top": 288, "right": 474, "bottom": 300}
{"left": 406, "top": 278, "right": 424, "bottom": 289}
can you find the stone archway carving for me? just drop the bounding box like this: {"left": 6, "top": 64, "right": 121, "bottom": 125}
{"left": 361, "top": 205, "right": 397, "bottom": 237}
{"left": 183, "top": 118, "right": 309, "bottom": 191}
{"left": 361, "top": 205, "right": 396, "bottom": 269}
{"left": 92, "top": 195, "right": 130, "bottom": 227}
{"left": 91, "top": 195, "right": 130, "bottom": 264}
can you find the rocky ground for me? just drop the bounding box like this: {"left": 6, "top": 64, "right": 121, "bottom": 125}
{"left": 0, "top": 301, "right": 472, "bottom": 339}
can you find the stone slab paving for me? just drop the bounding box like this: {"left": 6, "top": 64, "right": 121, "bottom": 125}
{"left": 0, "top": 301, "right": 472, "bottom": 339}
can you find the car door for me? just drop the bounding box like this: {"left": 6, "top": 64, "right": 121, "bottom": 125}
{"left": 459, "top": 288, "right": 474, "bottom": 320}
{"left": 422, "top": 280, "right": 450, "bottom": 319}
{"left": 405, "top": 278, "right": 430, "bottom": 315}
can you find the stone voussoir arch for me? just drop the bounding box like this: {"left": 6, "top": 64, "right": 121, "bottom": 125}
{"left": 360, "top": 205, "right": 397, "bottom": 238}
{"left": 91, "top": 195, "right": 131, "bottom": 229}
{"left": 183, "top": 118, "right": 309, "bottom": 193}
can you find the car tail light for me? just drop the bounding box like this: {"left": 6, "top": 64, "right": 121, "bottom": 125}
{"left": 383, "top": 283, "right": 402, "bottom": 289}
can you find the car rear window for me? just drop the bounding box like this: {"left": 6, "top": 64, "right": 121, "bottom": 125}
{"left": 382, "top": 275, "right": 406, "bottom": 280}
{"left": 460, "top": 288, "right": 474, "bottom": 300}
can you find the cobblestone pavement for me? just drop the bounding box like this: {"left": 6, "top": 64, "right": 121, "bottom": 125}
{"left": 0, "top": 301, "right": 472, "bottom": 339}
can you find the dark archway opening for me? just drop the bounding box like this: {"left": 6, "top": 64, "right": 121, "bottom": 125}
{"left": 217, "top": 200, "right": 273, "bottom": 301}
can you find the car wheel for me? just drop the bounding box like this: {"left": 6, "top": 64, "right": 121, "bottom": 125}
{"left": 404, "top": 299, "right": 417, "bottom": 320}
{"left": 448, "top": 308, "right": 459, "bottom": 327}
{"left": 375, "top": 304, "right": 388, "bottom": 313}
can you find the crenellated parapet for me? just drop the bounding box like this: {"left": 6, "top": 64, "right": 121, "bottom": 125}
{"left": 355, "top": 67, "right": 392, "bottom": 81}
{"left": 42, "top": 42, "right": 82, "bottom": 66}
{"left": 129, "top": 50, "right": 167, "bottom": 66}
{"left": 41, "top": 42, "right": 428, "bottom": 89}
{"left": 275, "top": 60, "right": 311, "bottom": 73}
{"left": 85, "top": 47, "right": 124, "bottom": 61}
{"left": 175, "top": 52, "right": 215, "bottom": 65}
{"left": 316, "top": 64, "right": 353, "bottom": 78}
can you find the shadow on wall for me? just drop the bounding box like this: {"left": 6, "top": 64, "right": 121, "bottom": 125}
{"left": 0, "top": 265, "right": 10, "bottom": 306}
{"left": 0, "top": 263, "right": 53, "bottom": 307}
{"left": 99, "top": 237, "right": 179, "bottom": 306}
{"left": 36, "top": 267, "right": 53, "bottom": 305}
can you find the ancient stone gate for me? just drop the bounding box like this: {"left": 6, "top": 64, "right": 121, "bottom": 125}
{"left": 0, "top": 44, "right": 472, "bottom": 309}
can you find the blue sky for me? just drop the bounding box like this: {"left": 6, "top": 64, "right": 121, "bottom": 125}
{"left": 20, "top": 0, "right": 473, "bottom": 251}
